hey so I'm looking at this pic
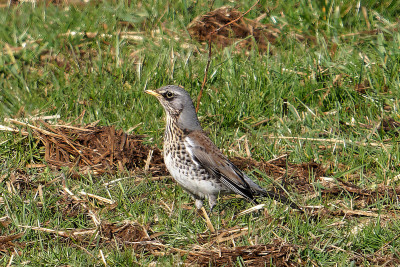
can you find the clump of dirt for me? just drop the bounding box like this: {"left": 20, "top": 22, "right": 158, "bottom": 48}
{"left": 0, "top": 217, "right": 24, "bottom": 254}
{"left": 101, "top": 221, "right": 149, "bottom": 243}
{"left": 187, "top": 6, "right": 316, "bottom": 53}
{"left": 91, "top": 221, "right": 164, "bottom": 255}
{"left": 6, "top": 170, "right": 38, "bottom": 194}
{"left": 352, "top": 253, "right": 400, "bottom": 266}
{"left": 230, "top": 155, "right": 325, "bottom": 194}
{"left": 56, "top": 193, "right": 88, "bottom": 220}
{"left": 231, "top": 155, "right": 400, "bottom": 208}
{"left": 187, "top": 6, "right": 280, "bottom": 53}
{"left": 186, "top": 239, "right": 299, "bottom": 266}
{"left": 0, "top": 232, "right": 25, "bottom": 254}
{"left": 30, "top": 120, "right": 167, "bottom": 176}
{"left": 319, "top": 177, "right": 400, "bottom": 207}
{"left": 378, "top": 117, "right": 400, "bottom": 136}
{"left": 39, "top": 49, "right": 98, "bottom": 72}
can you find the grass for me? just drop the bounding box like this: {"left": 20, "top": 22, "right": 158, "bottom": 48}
{"left": 1, "top": 0, "right": 400, "bottom": 265}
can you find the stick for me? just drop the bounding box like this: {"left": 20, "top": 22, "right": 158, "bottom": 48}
{"left": 7, "top": 119, "right": 60, "bottom": 138}
{"left": 6, "top": 254, "right": 13, "bottom": 267}
{"left": 79, "top": 191, "right": 115, "bottom": 205}
{"left": 18, "top": 225, "right": 96, "bottom": 237}
{"left": 99, "top": 250, "right": 107, "bottom": 267}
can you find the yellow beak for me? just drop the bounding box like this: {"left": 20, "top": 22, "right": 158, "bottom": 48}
{"left": 145, "top": 90, "right": 161, "bottom": 97}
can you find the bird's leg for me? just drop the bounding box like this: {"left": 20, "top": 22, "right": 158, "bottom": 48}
{"left": 208, "top": 195, "right": 218, "bottom": 214}
{"left": 200, "top": 207, "right": 215, "bottom": 233}
{"left": 194, "top": 199, "right": 204, "bottom": 210}
{"left": 193, "top": 197, "right": 215, "bottom": 233}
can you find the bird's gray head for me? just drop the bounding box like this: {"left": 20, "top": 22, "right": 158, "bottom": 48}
{"left": 145, "top": 85, "right": 202, "bottom": 131}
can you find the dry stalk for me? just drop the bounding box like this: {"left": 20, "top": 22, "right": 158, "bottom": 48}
{"left": 79, "top": 191, "right": 115, "bottom": 205}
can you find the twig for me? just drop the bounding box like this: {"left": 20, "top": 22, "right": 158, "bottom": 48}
{"left": 4, "top": 115, "right": 60, "bottom": 123}
{"left": 341, "top": 209, "right": 392, "bottom": 218}
{"left": 26, "top": 164, "right": 46, "bottom": 168}
{"left": 102, "top": 175, "right": 170, "bottom": 187}
{"left": 159, "top": 199, "right": 173, "bottom": 216}
{"left": 7, "top": 119, "right": 59, "bottom": 137}
{"left": 252, "top": 118, "right": 272, "bottom": 127}
{"left": 6, "top": 254, "right": 14, "bottom": 267}
{"left": 102, "top": 176, "right": 133, "bottom": 186}
{"left": 18, "top": 225, "right": 96, "bottom": 237}
{"left": 0, "top": 125, "right": 23, "bottom": 133}
{"left": 235, "top": 204, "right": 265, "bottom": 218}
{"left": 265, "top": 154, "right": 288, "bottom": 164}
{"left": 123, "top": 240, "right": 165, "bottom": 246}
{"left": 37, "top": 184, "right": 44, "bottom": 205}
{"left": 79, "top": 191, "right": 115, "bottom": 205}
{"left": 71, "top": 243, "right": 95, "bottom": 258}
{"left": 99, "top": 249, "right": 107, "bottom": 267}
{"left": 144, "top": 149, "right": 154, "bottom": 173}
{"left": 52, "top": 124, "right": 94, "bottom": 131}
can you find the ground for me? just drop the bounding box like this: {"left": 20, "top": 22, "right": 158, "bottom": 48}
{"left": 1, "top": 0, "right": 400, "bottom": 266}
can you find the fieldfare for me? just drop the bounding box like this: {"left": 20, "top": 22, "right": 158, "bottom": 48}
{"left": 145, "top": 85, "right": 300, "bottom": 212}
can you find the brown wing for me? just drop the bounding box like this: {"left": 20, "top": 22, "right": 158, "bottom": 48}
{"left": 184, "top": 130, "right": 256, "bottom": 203}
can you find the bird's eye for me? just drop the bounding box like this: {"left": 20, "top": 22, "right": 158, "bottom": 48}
{"left": 165, "top": 91, "right": 174, "bottom": 99}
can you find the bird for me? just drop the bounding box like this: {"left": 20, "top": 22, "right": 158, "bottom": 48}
{"left": 145, "top": 85, "right": 300, "bottom": 212}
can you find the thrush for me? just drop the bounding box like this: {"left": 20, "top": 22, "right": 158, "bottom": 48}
{"left": 145, "top": 85, "right": 300, "bottom": 211}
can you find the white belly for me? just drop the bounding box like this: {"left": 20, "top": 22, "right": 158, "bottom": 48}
{"left": 164, "top": 151, "right": 227, "bottom": 199}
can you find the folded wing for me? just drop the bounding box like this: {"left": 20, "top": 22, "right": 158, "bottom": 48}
{"left": 184, "top": 130, "right": 302, "bottom": 210}
{"left": 184, "top": 131, "right": 257, "bottom": 204}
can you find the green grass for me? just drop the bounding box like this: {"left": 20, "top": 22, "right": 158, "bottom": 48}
{"left": 1, "top": 0, "right": 400, "bottom": 265}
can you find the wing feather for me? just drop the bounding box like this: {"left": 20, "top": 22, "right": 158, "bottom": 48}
{"left": 184, "top": 131, "right": 256, "bottom": 202}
